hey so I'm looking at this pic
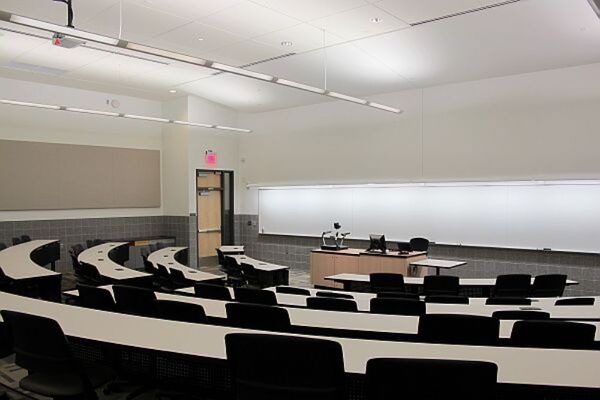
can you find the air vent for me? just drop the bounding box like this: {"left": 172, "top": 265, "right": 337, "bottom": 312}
{"left": 211, "top": 52, "right": 296, "bottom": 76}
{"left": 3, "top": 61, "right": 67, "bottom": 76}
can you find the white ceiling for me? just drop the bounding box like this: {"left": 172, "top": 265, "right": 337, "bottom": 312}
{"left": 0, "top": 0, "right": 600, "bottom": 112}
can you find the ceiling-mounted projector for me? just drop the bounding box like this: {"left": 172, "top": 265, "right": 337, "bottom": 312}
{"left": 52, "top": 32, "right": 84, "bottom": 49}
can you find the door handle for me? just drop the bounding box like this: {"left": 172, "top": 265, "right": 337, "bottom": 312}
{"left": 199, "top": 228, "right": 221, "bottom": 233}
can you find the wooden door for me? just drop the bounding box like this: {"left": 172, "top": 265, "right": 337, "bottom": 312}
{"left": 197, "top": 172, "right": 222, "bottom": 262}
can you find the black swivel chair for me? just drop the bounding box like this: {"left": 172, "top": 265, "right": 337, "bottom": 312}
{"left": 492, "top": 310, "right": 550, "bottom": 320}
{"left": 423, "top": 275, "right": 460, "bottom": 296}
{"left": 223, "top": 256, "right": 245, "bottom": 287}
{"left": 155, "top": 264, "right": 174, "bottom": 291}
{"left": 226, "top": 303, "right": 291, "bottom": 331}
{"left": 306, "top": 297, "right": 358, "bottom": 312}
{"left": 370, "top": 298, "right": 426, "bottom": 316}
{"left": 275, "top": 286, "right": 311, "bottom": 296}
{"left": 20, "top": 235, "right": 31, "bottom": 243}
{"left": 0, "top": 242, "right": 7, "bottom": 251}
{"left": 531, "top": 274, "right": 568, "bottom": 297}
{"left": 0, "top": 320, "right": 13, "bottom": 399}
{"left": 79, "top": 262, "right": 105, "bottom": 286}
{"left": 418, "top": 314, "right": 500, "bottom": 345}
{"left": 169, "top": 269, "right": 194, "bottom": 289}
{"left": 369, "top": 273, "right": 405, "bottom": 293}
{"left": 216, "top": 248, "right": 226, "bottom": 266}
{"left": 376, "top": 291, "right": 420, "bottom": 300}
{"left": 234, "top": 287, "right": 278, "bottom": 305}
{"left": 409, "top": 237, "right": 430, "bottom": 252}
{"left": 0, "top": 310, "right": 116, "bottom": 400}
{"left": 315, "top": 291, "right": 354, "bottom": 299}
{"left": 194, "top": 283, "right": 232, "bottom": 300}
{"left": 493, "top": 274, "right": 531, "bottom": 298}
{"left": 240, "top": 263, "right": 261, "bottom": 288}
{"left": 77, "top": 284, "right": 116, "bottom": 312}
{"left": 555, "top": 297, "right": 595, "bottom": 306}
{"left": 112, "top": 285, "right": 157, "bottom": 317}
{"left": 0, "top": 266, "right": 15, "bottom": 294}
{"left": 225, "top": 333, "right": 345, "bottom": 400}
{"left": 425, "top": 295, "right": 469, "bottom": 304}
{"left": 142, "top": 257, "right": 158, "bottom": 275}
{"left": 153, "top": 300, "right": 207, "bottom": 323}
{"left": 366, "top": 358, "right": 497, "bottom": 400}
{"left": 510, "top": 320, "right": 596, "bottom": 349}
{"left": 12, "top": 237, "right": 22, "bottom": 246}
{"left": 486, "top": 297, "right": 532, "bottom": 305}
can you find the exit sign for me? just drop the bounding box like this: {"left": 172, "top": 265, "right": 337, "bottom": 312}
{"left": 205, "top": 150, "right": 217, "bottom": 166}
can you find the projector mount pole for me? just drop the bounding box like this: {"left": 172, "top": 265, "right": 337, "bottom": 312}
{"left": 52, "top": 0, "right": 74, "bottom": 28}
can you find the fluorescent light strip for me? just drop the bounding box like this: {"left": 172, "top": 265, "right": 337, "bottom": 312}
{"left": 0, "top": 11, "right": 403, "bottom": 114}
{"left": 0, "top": 99, "right": 252, "bottom": 133}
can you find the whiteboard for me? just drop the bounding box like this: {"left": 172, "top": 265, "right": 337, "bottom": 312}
{"left": 258, "top": 182, "right": 600, "bottom": 253}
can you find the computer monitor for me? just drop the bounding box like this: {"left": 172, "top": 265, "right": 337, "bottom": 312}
{"left": 367, "top": 234, "right": 387, "bottom": 254}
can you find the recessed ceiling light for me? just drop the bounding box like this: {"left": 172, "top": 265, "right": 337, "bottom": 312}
{"left": 197, "top": 37, "right": 204, "bottom": 41}
{"left": 371, "top": 17, "right": 383, "bottom": 23}
{"left": 280, "top": 41, "right": 293, "bottom": 47}
{"left": 169, "top": 89, "right": 177, "bottom": 94}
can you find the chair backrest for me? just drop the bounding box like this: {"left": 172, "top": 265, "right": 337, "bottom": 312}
{"left": 240, "top": 263, "right": 258, "bottom": 283}
{"left": 485, "top": 297, "right": 532, "bottom": 305}
{"left": 423, "top": 275, "right": 460, "bottom": 296}
{"left": 143, "top": 258, "right": 158, "bottom": 274}
{"left": 275, "top": 286, "right": 311, "bottom": 296}
{"left": 418, "top": 314, "right": 500, "bottom": 345}
{"left": 79, "top": 262, "right": 104, "bottom": 285}
{"left": 71, "top": 244, "right": 85, "bottom": 256}
{"left": 369, "top": 273, "right": 405, "bottom": 292}
{"left": 225, "top": 333, "right": 345, "bottom": 400}
{"left": 194, "top": 283, "right": 232, "bottom": 300}
{"left": 112, "top": 285, "right": 157, "bottom": 317}
{"left": 409, "top": 237, "right": 430, "bottom": 252}
{"left": 234, "top": 287, "right": 278, "bottom": 305}
{"left": 492, "top": 310, "right": 550, "bottom": 320}
{"left": 226, "top": 303, "right": 291, "bottom": 331}
{"left": 77, "top": 284, "right": 116, "bottom": 312}
{"left": 216, "top": 248, "right": 225, "bottom": 265}
{"left": 510, "top": 320, "right": 596, "bottom": 349}
{"left": 169, "top": 269, "right": 189, "bottom": 286}
{"left": 12, "top": 237, "right": 21, "bottom": 246}
{"left": 85, "top": 239, "right": 95, "bottom": 248}
{"left": 306, "top": 297, "right": 358, "bottom": 312}
{"left": 493, "top": 274, "right": 531, "bottom": 298}
{"left": 153, "top": 300, "right": 207, "bottom": 323}
{"left": 425, "top": 295, "right": 469, "bottom": 304}
{"left": 555, "top": 297, "right": 595, "bottom": 306}
{"left": 376, "top": 291, "right": 419, "bottom": 300}
{"left": 370, "top": 298, "right": 426, "bottom": 316}
{"left": 20, "top": 235, "right": 31, "bottom": 243}
{"left": 366, "top": 358, "right": 497, "bottom": 400}
{"left": 156, "top": 264, "right": 171, "bottom": 279}
{"left": 315, "top": 291, "right": 354, "bottom": 299}
{"left": 0, "top": 311, "right": 76, "bottom": 374}
{"left": 531, "top": 274, "right": 567, "bottom": 297}
{"left": 0, "top": 242, "right": 7, "bottom": 251}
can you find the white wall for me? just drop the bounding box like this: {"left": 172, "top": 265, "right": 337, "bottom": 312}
{"left": 238, "top": 62, "right": 600, "bottom": 214}
{"left": 0, "top": 77, "right": 164, "bottom": 220}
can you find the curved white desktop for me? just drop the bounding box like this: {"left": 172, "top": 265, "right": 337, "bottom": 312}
{"left": 229, "top": 255, "right": 287, "bottom": 272}
{"left": 148, "top": 246, "right": 224, "bottom": 282}
{"left": 78, "top": 242, "right": 150, "bottom": 281}
{"left": 0, "top": 240, "right": 60, "bottom": 280}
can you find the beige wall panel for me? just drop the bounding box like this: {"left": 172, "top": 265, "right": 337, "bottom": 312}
{"left": 112, "top": 148, "right": 161, "bottom": 208}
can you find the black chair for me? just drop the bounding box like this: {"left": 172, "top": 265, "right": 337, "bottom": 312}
{"left": 486, "top": 297, "right": 532, "bottom": 305}
{"left": 12, "top": 237, "right": 21, "bottom": 246}
{"left": 155, "top": 264, "right": 174, "bottom": 291}
{"left": 223, "top": 256, "right": 245, "bottom": 287}
{"left": 112, "top": 285, "right": 157, "bottom": 317}
{"left": 77, "top": 284, "right": 116, "bottom": 312}
{"left": 225, "top": 333, "right": 345, "bottom": 400}
{"left": 418, "top": 314, "right": 500, "bottom": 345}
{"left": 423, "top": 275, "right": 459, "bottom": 296}
{"left": 425, "top": 295, "right": 469, "bottom": 304}
{"left": 492, "top": 310, "right": 550, "bottom": 320}
{"left": 194, "top": 283, "right": 232, "bottom": 300}
{"left": 275, "top": 286, "right": 311, "bottom": 296}
{"left": 315, "top": 291, "right": 354, "bottom": 299}
{"left": 493, "top": 274, "right": 531, "bottom": 298}
{"left": 241, "top": 262, "right": 261, "bottom": 288}
{"left": 0, "top": 266, "right": 15, "bottom": 293}
{"left": 85, "top": 239, "right": 95, "bottom": 249}
{"left": 510, "top": 320, "right": 596, "bottom": 349}
{"left": 234, "top": 287, "right": 277, "bottom": 305}
{"left": 366, "top": 358, "right": 497, "bottom": 400}
{"left": 169, "top": 269, "right": 194, "bottom": 288}
{"left": 0, "top": 242, "right": 7, "bottom": 251}
{"left": 79, "top": 262, "right": 105, "bottom": 286}
{"left": 226, "top": 303, "right": 291, "bottom": 331}
{"left": 555, "top": 297, "right": 595, "bottom": 306}
{"left": 20, "top": 235, "right": 31, "bottom": 243}
{"left": 153, "top": 300, "right": 207, "bottom": 323}
{"left": 409, "top": 237, "right": 430, "bottom": 252}
{"left": 370, "top": 298, "right": 426, "bottom": 316}
{"left": 142, "top": 257, "right": 158, "bottom": 274}
{"left": 369, "top": 273, "right": 405, "bottom": 293}
{"left": 0, "top": 310, "right": 116, "bottom": 400}
{"left": 216, "top": 248, "right": 226, "bottom": 266}
{"left": 531, "top": 274, "right": 568, "bottom": 297}
{"left": 0, "top": 319, "right": 13, "bottom": 399}
{"left": 306, "top": 297, "right": 358, "bottom": 312}
{"left": 376, "top": 291, "right": 420, "bottom": 300}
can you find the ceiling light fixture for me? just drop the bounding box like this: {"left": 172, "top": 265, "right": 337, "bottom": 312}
{"left": 0, "top": 11, "right": 403, "bottom": 114}
{"left": 169, "top": 89, "right": 177, "bottom": 93}
{"left": 197, "top": 37, "right": 204, "bottom": 41}
{"left": 0, "top": 98, "right": 252, "bottom": 133}
{"left": 371, "top": 17, "right": 383, "bottom": 23}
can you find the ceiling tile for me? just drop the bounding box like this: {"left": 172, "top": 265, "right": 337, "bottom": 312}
{"left": 132, "top": 62, "right": 215, "bottom": 90}
{"left": 206, "top": 39, "right": 288, "bottom": 66}
{"left": 199, "top": 2, "right": 300, "bottom": 38}
{"left": 66, "top": 53, "right": 165, "bottom": 84}
{"left": 150, "top": 21, "right": 245, "bottom": 56}
{"left": 12, "top": 43, "right": 108, "bottom": 72}
{"left": 251, "top": 0, "right": 368, "bottom": 22}
{"left": 312, "top": 4, "right": 410, "bottom": 41}
{"left": 128, "top": 0, "right": 244, "bottom": 20}
{"left": 0, "top": 30, "right": 46, "bottom": 64}
{"left": 373, "top": 0, "right": 500, "bottom": 25}
{"left": 253, "top": 23, "right": 345, "bottom": 53}
{"left": 80, "top": 2, "right": 191, "bottom": 43}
